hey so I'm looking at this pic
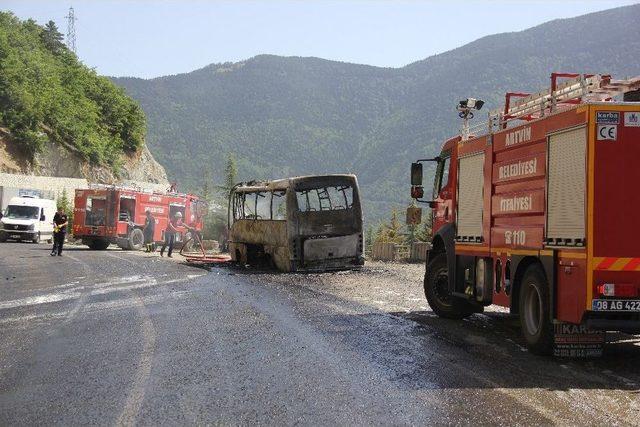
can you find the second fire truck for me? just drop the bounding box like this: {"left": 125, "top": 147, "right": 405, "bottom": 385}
{"left": 73, "top": 186, "right": 206, "bottom": 250}
{"left": 411, "top": 73, "right": 640, "bottom": 355}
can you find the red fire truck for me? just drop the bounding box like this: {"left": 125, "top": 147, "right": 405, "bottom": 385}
{"left": 410, "top": 73, "right": 640, "bottom": 355}
{"left": 73, "top": 186, "right": 206, "bottom": 250}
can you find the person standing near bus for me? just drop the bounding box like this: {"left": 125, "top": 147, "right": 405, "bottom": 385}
{"left": 160, "top": 211, "right": 182, "bottom": 258}
{"left": 51, "top": 207, "right": 68, "bottom": 256}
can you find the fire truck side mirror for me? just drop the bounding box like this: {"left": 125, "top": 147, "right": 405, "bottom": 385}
{"left": 411, "top": 163, "right": 423, "bottom": 186}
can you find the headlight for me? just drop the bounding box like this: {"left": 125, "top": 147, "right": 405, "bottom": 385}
{"left": 29, "top": 223, "right": 35, "bottom": 231}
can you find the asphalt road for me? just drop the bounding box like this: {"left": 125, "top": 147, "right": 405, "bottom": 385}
{"left": 1, "top": 242, "right": 640, "bottom": 426}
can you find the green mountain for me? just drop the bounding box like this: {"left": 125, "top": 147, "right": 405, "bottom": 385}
{"left": 112, "top": 4, "right": 640, "bottom": 224}
{"left": 0, "top": 12, "right": 146, "bottom": 170}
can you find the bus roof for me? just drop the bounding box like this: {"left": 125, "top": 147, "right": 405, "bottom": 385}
{"left": 232, "top": 174, "right": 357, "bottom": 193}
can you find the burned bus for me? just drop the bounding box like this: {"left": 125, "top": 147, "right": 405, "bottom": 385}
{"left": 228, "top": 174, "right": 364, "bottom": 272}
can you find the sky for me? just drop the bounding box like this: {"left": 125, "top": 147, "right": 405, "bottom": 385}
{"left": 3, "top": 0, "right": 637, "bottom": 78}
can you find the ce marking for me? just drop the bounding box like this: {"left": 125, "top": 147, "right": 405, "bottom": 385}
{"left": 597, "top": 124, "right": 617, "bottom": 141}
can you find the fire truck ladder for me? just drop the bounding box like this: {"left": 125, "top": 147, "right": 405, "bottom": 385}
{"left": 88, "top": 183, "right": 191, "bottom": 198}
{"left": 490, "top": 73, "right": 640, "bottom": 130}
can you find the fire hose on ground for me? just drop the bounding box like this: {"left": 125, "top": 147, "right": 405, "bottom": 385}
{"left": 179, "top": 231, "right": 231, "bottom": 265}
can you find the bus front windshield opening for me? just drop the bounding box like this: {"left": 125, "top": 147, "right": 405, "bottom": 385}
{"left": 296, "top": 186, "right": 353, "bottom": 212}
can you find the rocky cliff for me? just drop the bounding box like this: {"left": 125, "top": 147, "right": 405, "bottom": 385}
{"left": 0, "top": 127, "right": 168, "bottom": 186}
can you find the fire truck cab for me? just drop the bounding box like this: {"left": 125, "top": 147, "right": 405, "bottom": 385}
{"left": 411, "top": 73, "right": 640, "bottom": 355}
{"left": 73, "top": 186, "right": 206, "bottom": 250}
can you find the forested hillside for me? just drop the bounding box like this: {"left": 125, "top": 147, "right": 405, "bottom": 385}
{"left": 0, "top": 12, "right": 146, "bottom": 169}
{"left": 113, "top": 4, "right": 640, "bottom": 223}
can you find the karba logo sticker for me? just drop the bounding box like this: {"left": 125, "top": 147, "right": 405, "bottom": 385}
{"left": 596, "top": 111, "right": 619, "bottom": 124}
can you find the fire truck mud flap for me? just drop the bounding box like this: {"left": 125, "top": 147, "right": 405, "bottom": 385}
{"left": 553, "top": 322, "right": 605, "bottom": 358}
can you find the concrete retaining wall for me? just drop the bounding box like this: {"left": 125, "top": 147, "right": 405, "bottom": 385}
{"left": 371, "top": 241, "right": 430, "bottom": 262}
{"left": 371, "top": 242, "right": 409, "bottom": 261}
{"left": 409, "top": 242, "right": 430, "bottom": 262}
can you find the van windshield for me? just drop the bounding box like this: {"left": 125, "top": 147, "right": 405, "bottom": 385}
{"left": 6, "top": 205, "right": 39, "bottom": 220}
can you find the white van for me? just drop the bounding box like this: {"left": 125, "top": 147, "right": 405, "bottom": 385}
{"left": 0, "top": 196, "right": 57, "bottom": 243}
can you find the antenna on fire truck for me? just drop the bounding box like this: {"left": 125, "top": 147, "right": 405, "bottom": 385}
{"left": 457, "top": 98, "right": 484, "bottom": 140}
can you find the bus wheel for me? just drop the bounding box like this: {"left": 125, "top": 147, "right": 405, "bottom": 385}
{"left": 519, "top": 265, "right": 553, "bottom": 355}
{"left": 424, "top": 253, "right": 473, "bottom": 319}
{"left": 128, "top": 229, "right": 145, "bottom": 251}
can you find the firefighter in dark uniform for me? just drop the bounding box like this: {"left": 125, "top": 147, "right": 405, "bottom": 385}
{"left": 143, "top": 210, "right": 156, "bottom": 252}
{"left": 51, "top": 207, "right": 68, "bottom": 256}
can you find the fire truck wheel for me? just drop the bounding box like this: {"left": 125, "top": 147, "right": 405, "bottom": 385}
{"left": 519, "top": 265, "right": 553, "bottom": 355}
{"left": 424, "top": 253, "right": 473, "bottom": 319}
{"left": 128, "top": 229, "right": 145, "bottom": 251}
{"left": 88, "top": 239, "right": 110, "bottom": 250}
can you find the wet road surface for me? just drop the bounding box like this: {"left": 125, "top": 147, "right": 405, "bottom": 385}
{"left": 1, "top": 242, "right": 640, "bottom": 425}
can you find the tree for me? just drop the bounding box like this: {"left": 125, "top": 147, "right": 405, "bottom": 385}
{"left": 415, "top": 210, "right": 433, "bottom": 242}
{"left": 365, "top": 225, "right": 374, "bottom": 255}
{"left": 200, "top": 169, "right": 211, "bottom": 202}
{"left": 41, "top": 20, "right": 64, "bottom": 53}
{"left": 374, "top": 209, "right": 405, "bottom": 244}
{"left": 56, "top": 188, "right": 73, "bottom": 234}
{"left": 0, "top": 12, "right": 147, "bottom": 169}
{"left": 224, "top": 152, "right": 237, "bottom": 192}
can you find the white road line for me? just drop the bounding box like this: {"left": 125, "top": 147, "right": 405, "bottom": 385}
{"left": 0, "top": 291, "right": 82, "bottom": 310}
{"left": 62, "top": 253, "right": 94, "bottom": 325}
{"left": 105, "top": 252, "right": 138, "bottom": 265}
{"left": 0, "top": 274, "right": 205, "bottom": 311}
{"left": 116, "top": 290, "right": 156, "bottom": 426}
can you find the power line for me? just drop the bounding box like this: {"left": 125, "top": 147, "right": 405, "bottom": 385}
{"left": 65, "top": 6, "right": 76, "bottom": 54}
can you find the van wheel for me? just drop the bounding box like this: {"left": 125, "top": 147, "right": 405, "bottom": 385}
{"left": 0, "top": 233, "right": 7, "bottom": 243}
{"left": 519, "top": 265, "right": 553, "bottom": 355}
{"left": 32, "top": 232, "right": 40, "bottom": 244}
{"left": 424, "top": 253, "right": 474, "bottom": 319}
{"left": 128, "top": 229, "right": 145, "bottom": 251}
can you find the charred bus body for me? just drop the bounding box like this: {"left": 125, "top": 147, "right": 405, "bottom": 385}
{"left": 228, "top": 174, "right": 364, "bottom": 272}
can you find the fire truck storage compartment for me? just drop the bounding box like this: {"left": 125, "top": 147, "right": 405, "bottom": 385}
{"left": 169, "top": 203, "right": 185, "bottom": 219}
{"left": 456, "top": 152, "right": 485, "bottom": 242}
{"left": 119, "top": 196, "right": 136, "bottom": 222}
{"left": 85, "top": 196, "right": 106, "bottom": 226}
{"left": 546, "top": 126, "right": 587, "bottom": 246}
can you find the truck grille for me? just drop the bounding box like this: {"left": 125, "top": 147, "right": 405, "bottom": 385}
{"left": 5, "top": 224, "right": 30, "bottom": 231}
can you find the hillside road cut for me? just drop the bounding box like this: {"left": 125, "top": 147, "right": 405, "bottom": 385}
{"left": 1, "top": 242, "right": 640, "bottom": 425}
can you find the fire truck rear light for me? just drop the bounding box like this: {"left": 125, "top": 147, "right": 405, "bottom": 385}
{"left": 597, "top": 283, "right": 615, "bottom": 296}
{"left": 597, "top": 283, "right": 637, "bottom": 297}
